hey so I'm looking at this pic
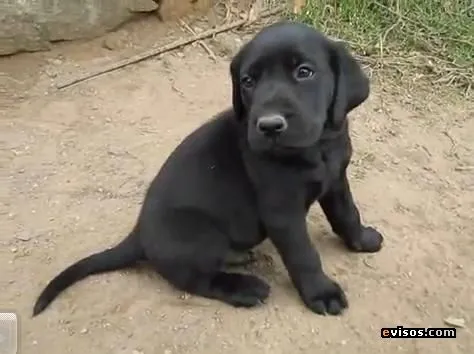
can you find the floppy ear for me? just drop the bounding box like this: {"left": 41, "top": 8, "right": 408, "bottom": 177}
{"left": 230, "top": 49, "right": 245, "bottom": 120}
{"left": 328, "top": 40, "right": 370, "bottom": 126}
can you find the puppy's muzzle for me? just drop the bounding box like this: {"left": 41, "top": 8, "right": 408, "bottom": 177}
{"left": 256, "top": 115, "right": 288, "bottom": 136}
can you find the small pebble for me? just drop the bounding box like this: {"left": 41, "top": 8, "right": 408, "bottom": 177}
{"left": 444, "top": 317, "right": 465, "bottom": 328}
{"left": 179, "top": 292, "right": 191, "bottom": 300}
{"left": 16, "top": 234, "right": 31, "bottom": 242}
{"left": 45, "top": 69, "right": 57, "bottom": 78}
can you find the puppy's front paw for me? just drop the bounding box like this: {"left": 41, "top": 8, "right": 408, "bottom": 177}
{"left": 346, "top": 226, "right": 384, "bottom": 253}
{"left": 302, "top": 274, "right": 348, "bottom": 316}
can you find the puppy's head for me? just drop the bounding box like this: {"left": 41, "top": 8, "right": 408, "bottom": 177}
{"left": 230, "top": 21, "right": 369, "bottom": 154}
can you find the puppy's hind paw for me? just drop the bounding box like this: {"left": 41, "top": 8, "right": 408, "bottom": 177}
{"left": 211, "top": 272, "right": 270, "bottom": 308}
{"left": 346, "top": 226, "right": 384, "bottom": 253}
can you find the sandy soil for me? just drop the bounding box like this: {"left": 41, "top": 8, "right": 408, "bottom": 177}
{"left": 1, "top": 15, "right": 473, "bottom": 354}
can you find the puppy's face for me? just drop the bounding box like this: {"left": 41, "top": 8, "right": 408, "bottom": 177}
{"left": 230, "top": 22, "right": 369, "bottom": 154}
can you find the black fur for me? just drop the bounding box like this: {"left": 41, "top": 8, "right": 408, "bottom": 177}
{"left": 33, "top": 21, "right": 383, "bottom": 317}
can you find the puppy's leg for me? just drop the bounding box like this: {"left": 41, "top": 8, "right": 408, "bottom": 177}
{"left": 263, "top": 207, "right": 348, "bottom": 315}
{"left": 258, "top": 192, "right": 348, "bottom": 316}
{"left": 319, "top": 173, "right": 383, "bottom": 252}
{"left": 245, "top": 156, "right": 347, "bottom": 315}
{"left": 148, "top": 245, "right": 269, "bottom": 307}
{"left": 142, "top": 212, "right": 269, "bottom": 308}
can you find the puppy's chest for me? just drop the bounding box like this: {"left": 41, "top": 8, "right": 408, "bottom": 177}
{"left": 304, "top": 151, "right": 343, "bottom": 195}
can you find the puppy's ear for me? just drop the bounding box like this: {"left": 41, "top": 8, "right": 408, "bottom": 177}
{"left": 230, "top": 49, "right": 245, "bottom": 120}
{"left": 329, "top": 41, "right": 370, "bottom": 125}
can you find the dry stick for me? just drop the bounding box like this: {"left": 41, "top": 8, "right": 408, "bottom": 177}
{"left": 454, "top": 165, "right": 474, "bottom": 172}
{"left": 56, "top": 7, "right": 285, "bottom": 90}
{"left": 178, "top": 19, "right": 217, "bottom": 62}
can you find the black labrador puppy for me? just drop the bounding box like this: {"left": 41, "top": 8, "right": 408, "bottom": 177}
{"left": 33, "top": 21, "right": 383, "bottom": 317}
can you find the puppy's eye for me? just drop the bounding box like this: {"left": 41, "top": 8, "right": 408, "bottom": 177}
{"left": 295, "top": 66, "right": 314, "bottom": 80}
{"left": 240, "top": 75, "right": 255, "bottom": 88}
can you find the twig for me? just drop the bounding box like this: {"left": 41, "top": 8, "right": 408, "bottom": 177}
{"left": 454, "top": 165, "right": 474, "bottom": 172}
{"left": 363, "top": 258, "right": 376, "bottom": 269}
{"left": 55, "top": 6, "right": 285, "bottom": 90}
{"left": 245, "top": 0, "right": 263, "bottom": 25}
{"left": 3, "top": 75, "right": 25, "bottom": 85}
{"left": 443, "top": 130, "right": 459, "bottom": 159}
{"left": 178, "top": 19, "right": 217, "bottom": 62}
{"left": 223, "top": 2, "right": 232, "bottom": 23}
{"left": 380, "top": 16, "right": 403, "bottom": 59}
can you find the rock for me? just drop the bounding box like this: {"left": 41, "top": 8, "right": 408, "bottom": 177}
{"left": 1, "top": 0, "right": 216, "bottom": 55}
{"left": 102, "top": 33, "right": 129, "bottom": 51}
{"left": 0, "top": 9, "right": 50, "bottom": 55}
{"left": 128, "top": 0, "right": 159, "bottom": 13}
{"left": 0, "top": 0, "right": 158, "bottom": 56}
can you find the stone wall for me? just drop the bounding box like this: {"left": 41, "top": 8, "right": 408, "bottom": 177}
{"left": 0, "top": 0, "right": 213, "bottom": 56}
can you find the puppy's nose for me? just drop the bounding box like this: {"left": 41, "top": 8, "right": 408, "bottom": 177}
{"left": 256, "top": 115, "right": 288, "bottom": 135}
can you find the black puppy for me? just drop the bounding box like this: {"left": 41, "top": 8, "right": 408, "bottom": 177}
{"left": 33, "top": 21, "right": 383, "bottom": 317}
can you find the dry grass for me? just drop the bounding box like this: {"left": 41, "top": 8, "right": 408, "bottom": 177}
{"left": 287, "top": 0, "right": 473, "bottom": 96}
{"left": 289, "top": 0, "right": 474, "bottom": 94}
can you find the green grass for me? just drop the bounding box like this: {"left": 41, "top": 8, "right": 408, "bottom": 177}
{"left": 289, "top": 0, "right": 474, "bottom": 92}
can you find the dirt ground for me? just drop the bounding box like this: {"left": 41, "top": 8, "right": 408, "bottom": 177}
{"left": 1, "top": 15, "right": 473, "bottom": 354}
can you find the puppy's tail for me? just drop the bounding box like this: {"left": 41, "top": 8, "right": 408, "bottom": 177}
{"left": 32, "top": 231, "right": 144, "bottom": 317}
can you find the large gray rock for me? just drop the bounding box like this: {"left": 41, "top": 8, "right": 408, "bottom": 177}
{"left": 0, "top": 0, "right": 159, "bottom": 56}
